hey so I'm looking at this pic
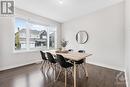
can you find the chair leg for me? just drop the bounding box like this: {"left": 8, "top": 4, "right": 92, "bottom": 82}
{"left": 48, "top": 63, "right": 56, "bottom": 81}
{"left": 40, "top": 61, "right": 45, "bottom": 70}
{"left": 44, "top": 61, "right": 48, "bottom": 71}
{"left": 46, "top": 61, "right": 50, "bottom": 71}
{"left": 71, "top": 67, "right": 74, "bottom": 77}
{"left": 53, "top": 64, "right": 57, "bottom": 81}
{"left": 65, "top": 69, "right": 67, "bottom": 87}
{"left": 82, "top": 63, "right": 88, "bottom": 77}
{"left": 77, "top": 64, "right": 81, "bottom": 78}
{"left": 44, "top": 61, "right": 50, "bottom": 76}
{"left": 67, "top": 67, "right": 72, "bottom": 76}
{"left": 46, "top": 62, "right": 51, "bottom": 73}
{"left": 56, "top": 67, "right": 62, "bottom": 81}
{"left": 41, "top": 61, "right": 49, "bottom": 77}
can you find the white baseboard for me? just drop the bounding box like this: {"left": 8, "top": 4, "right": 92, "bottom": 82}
{"left": 86, "top": 61, "right": 124, "bottom": 71}
{"left": 0, "top": 60, "right": 42, "bottom": 71}
{"left": 0, "top": 60, "right": 124, "bottom": 71}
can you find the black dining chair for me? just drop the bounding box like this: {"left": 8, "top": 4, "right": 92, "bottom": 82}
{"left": 78, "top": 50, "right": 85, "bottom": 53}
{"left": 40, "top": 51, "right": 48, "bottom": 70}
{"left": 46, "top": 52, "right": 57, "bottom": 70}
{"left": 75, "top": 50, "right": 85, "bottom": 64}
{"left": 46, "top": 52, "right": 58, "bottom": 81}
{"left": 70, "top": 50, "right": 85, "bottom": 64}
{"left": 77, "top": 50, "right": 88, "bottom": 77}
{"left": 56, "top": 54, "right": 73, "bottom": 87}
{"left": 63, "top": 49, "right": 74, "bottom": 61}
{"left": 68, "top": 49, "right": 73, "bottom": 52}
{"left": 70, "top": 50, "right": 87, "bottom": 77}
{"left": 46, "top": 52, "right": 56, "bottom": 63}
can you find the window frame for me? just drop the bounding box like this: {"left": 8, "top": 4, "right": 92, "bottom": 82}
{"left": 14, "top": 17, "right": 57, "bottom": 53}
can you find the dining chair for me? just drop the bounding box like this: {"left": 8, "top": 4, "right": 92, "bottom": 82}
{"left": 75, "top": 50, "right": 85, "bottom": 64}
{"left": 63, "top": 49, "right": 73, "bottom": 61}
{"left": 70, "top": 50, "right": 85, "bottom": 64}
{"left": 40, "top": 51, "right": 48, "bottom": 70}
{"left": 70, "top": 50, "right": 87, "bottom": 77}
{"left": 46, "top": 52, "right": 57, "bottom": 81}
{"left": 56, "top": 54, "right": 73, "bottom": 87}
{"left": 77, "top": 50, "right": 88, "bottom": 77}
{"left": 68, "top": 49, "right": 73, "bottom": 52}
{"left": 78, "top": 50, "right": 85, "bottom": 53}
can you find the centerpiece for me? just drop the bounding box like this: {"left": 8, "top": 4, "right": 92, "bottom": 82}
{"left": 56, "top": 39, "right": 68, "bottom": 53}
{"left": 61, "top": 39, "right": 68, "bottom": 51}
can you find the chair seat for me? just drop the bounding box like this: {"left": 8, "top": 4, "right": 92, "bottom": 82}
{"left": 56, "top": 54, "right": 73, "bottom": 68}
{"left": 71, "top": 59, "right": 84, "bottom": 64}
{"left": 46, "top": 52, "right": 57, "bottom": 64}
{"left": 64, "top": 62, "right": 73, "bottom": 68}
{"left": 51, "top": 60, "right": 57, "bottom": 63}
{"left": 71, "top": 50, "right": 85, "bottom": 64}
{"left": 65, "top": 58, "right": 69, "bottom": 61}
{"left": 75, "top": 59, "right": 84, "bottom": 64}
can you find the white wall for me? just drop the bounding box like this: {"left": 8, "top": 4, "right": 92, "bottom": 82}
{"left": 62, "top": 2, "right": 125, "bottom": 71}
{"left": 0, "top": 9, "right": 61, "bottom": 71}
{"left": 125, "top": 0, "right": 130, "bottom": 86}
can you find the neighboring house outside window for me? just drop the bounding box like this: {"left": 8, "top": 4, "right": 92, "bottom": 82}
{"left": 15, "top": 18, "right": 27, "bottom": 50}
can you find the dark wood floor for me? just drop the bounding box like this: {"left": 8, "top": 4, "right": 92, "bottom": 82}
{"left": 0, "top": 63, "right": 126, "bottom": 87}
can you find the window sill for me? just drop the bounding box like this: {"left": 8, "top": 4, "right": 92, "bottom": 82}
{"left": 13, "top": 48, "right": 56, "bottom": 54}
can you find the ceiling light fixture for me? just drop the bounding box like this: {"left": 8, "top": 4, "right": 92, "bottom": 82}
{"left": 58, "top": 0, "right": 63, "bottom": 4}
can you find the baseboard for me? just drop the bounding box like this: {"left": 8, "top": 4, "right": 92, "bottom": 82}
{"left": 86, "top": 61, "right": 124, "bottom": 71}
{"left": 124, "top": 70, "right": 129, "bottom": 87}
{"left": 0, "top": 60, "right": 42, "bottom": 71}
{"left": 0, "top": 60, "right": 124, "bottom": 71}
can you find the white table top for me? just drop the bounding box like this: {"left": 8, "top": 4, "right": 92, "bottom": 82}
{"left": 50, "top": 51, "right": 92, "bottom": 61}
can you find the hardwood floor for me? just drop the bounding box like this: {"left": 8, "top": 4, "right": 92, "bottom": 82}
{"left": 0, "top": 63, "right": 126, "bottom": 87}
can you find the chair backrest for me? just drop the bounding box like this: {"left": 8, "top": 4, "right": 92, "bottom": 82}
{"left": 68, "top": 49, "right": 73, "bottom": 52}
{"left": 40, "top": 51, "right": 47, "bottom": 60}
{"left": 78, "top": 50, "right": 85, "bottom": 53}
{"left": 78, "top": 50, "right": 85, "bottom": 63}
{"left": 46, "top": 52, "right": 56, "bottom": 63}
{"left": 56, "top": 54, "right": 67, "bottom": 68}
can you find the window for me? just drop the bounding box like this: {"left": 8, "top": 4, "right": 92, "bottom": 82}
{"left": 15, "top": 18, "right": 27, "bottom": 50}
{"left": 29, "top": 22, "right": 48, "bottom": 49}
{"left": 15, "top": 17, "right": 57, "bottom": 51}
{"left": 49, "top": 28, "right": 56, "bottom": 49}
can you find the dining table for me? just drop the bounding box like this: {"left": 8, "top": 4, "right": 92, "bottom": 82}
{"left": 50, "top": 50, "right": 92, "bottom": 87}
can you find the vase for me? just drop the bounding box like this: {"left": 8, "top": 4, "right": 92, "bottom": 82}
{"left": 62, "top": 47, "right": 65, "bottom": 51}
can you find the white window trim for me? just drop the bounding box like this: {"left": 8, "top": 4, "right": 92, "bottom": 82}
{"left": 14, "top": 17, "right": 57, "bottom": 53}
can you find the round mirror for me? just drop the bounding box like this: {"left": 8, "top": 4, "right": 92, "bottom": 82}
{"left": 76, "top": 31, "right": 89, "bottom": 44}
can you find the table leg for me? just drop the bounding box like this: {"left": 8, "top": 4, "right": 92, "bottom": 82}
{"left": 65, "top": 69, "right": 67, "bottom": 87}
{"left": 74, "top": 62, "right": 76, "bottom": 87}
{"left": 83, "top": 63, "right": 88, "bottom": 77}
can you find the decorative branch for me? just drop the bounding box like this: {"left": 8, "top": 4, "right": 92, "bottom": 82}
{"left": 61, "top": 39, "right": 68, "bottom": 47}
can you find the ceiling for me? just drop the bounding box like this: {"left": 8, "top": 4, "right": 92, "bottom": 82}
{"left": 15, "top": 0, "right": 124, "bottom": 23}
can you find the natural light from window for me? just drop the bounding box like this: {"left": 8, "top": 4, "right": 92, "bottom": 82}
{"left": 15, "top": 18, "right": 56, "bottom": 51}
